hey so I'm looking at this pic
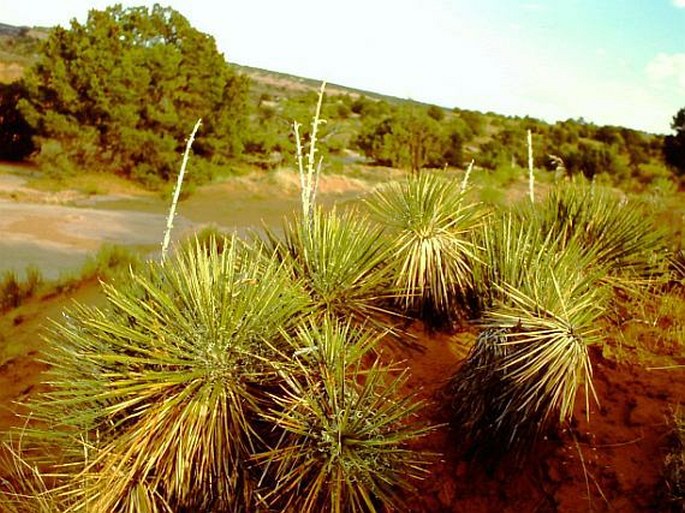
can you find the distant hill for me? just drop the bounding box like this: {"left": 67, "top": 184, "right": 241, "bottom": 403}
{"left": 235, "top": 64, "right": 412, "bottom": 105}
{"left": 0, "top": 23, "right": 46, "bottom": 82}
{"left": 0, "top": 22, "right": 673, "bottom": 193}
{"left": 0, "top": 23, "right": 28, "bottom": 37}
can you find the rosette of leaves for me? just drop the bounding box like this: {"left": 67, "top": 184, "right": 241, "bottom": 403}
{"left": 365, "top": 172, "right": 485, "bottom": 327}
{"left": 255, "top": 317, "right": 435, "bottom": 512}
{"left": 262, "top": 207, "right": 394, "bottom": 329}
{"left": 517, "top": 182, "right": 667, "bottom": 287}
{"left": 449, "top": 225, "right": 609, "bottom": 464}
{"left": 9, "top": 236, "right": 309, "bottom": 512}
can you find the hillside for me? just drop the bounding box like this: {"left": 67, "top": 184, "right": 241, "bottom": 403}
{"left": 0, "top": 21, "right": 675, "bottom": 196}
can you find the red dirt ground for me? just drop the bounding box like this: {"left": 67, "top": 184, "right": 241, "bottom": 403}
{"left": 390, "top": 312, "right": 685, "bottom": 513}
{"left": 0, "top": 284, "right": 683, "bottom": 512}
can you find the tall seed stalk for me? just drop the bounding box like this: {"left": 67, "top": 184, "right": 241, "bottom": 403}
{"left": 295, "top": 81, "right": 327, "bottom": 224}
{"left": 460, "top": 159, "right": 475, "bottom": 193}
{"left": 161, "top": 118, "right": 202, "bottom": 262}
{"left": 527, "top": 129, "right": 534, "bottom": 203}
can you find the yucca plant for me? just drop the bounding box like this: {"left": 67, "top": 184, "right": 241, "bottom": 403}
{"left": 0, "top": 432, "right": 66, "bottom": 513}
{"left": 365, "top": 172, "right": 485, "bottom": 327}
{"left": 255, "top": 317, "right": 435, "bottom": 512}
{"left": 517, "top": 181, "right": 668, "bottom": 287}
{"left": 469, "top": 213, "right": 551, "bottom": 313}
{"left": 9, "top": 236, "right": 309, "bottom": 512}
{"left": 449, "top": 217, "right": 609, "bottom": 464}
{"left": 668, "top": 248, "right": 685, "bottom": 285}
{"left": 261, "top": 207, "right": 394, "bottom": 329}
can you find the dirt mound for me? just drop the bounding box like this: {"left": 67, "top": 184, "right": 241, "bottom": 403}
{"left": 393, "top": 323, "right": 684, "bottom": 513}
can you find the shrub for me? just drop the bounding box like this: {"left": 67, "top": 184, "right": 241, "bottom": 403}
{"left": 14, "top": 236, "right": 309, "bottom": 511}
{"left": 365, "top": 172, "right": 485, "bottom": 327}
{"left": 450, "top": 215, "right": 609, "bottom": 464}
{"left": 0, "top": 271, "right": 22, "bottom": 312}
{"left": 262, "top": 207, "right": 393, "bottom": 329}
{"left": 256, "top": 317, "right": 435, "bottom": 512}
{"left": 517, "top": 182, "right": 668, "bottom": 287}
{"left": 68, "top": 244, "right": 143, "bottom": 285}
{"left": 0, "top": 82, "right": 35, "bottom": 161}
{"left": 0, "top": 266, "right": 43, "bottom": 312}
{"left": 20, "top": 5, "right": 249, "bottom": 185}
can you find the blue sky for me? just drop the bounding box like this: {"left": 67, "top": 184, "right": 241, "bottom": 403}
{"left": 1, "top": 0, "right": 684, "bottom": 133}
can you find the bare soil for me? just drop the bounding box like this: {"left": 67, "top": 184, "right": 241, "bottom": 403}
{"left": 0, "top": 167, "right": 372, "bottom": 279}
{"left": 388, "top": 321, "right": 684, "bottom": 513}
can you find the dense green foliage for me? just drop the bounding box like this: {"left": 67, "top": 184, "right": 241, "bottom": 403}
{"left": 356, "top": 104, "right": 467, "bottom": 172}
{"left": 664, "top": 107, "right": 685, "bottom": 176}
{"left": 0, "top": 14, "right": 679, "bottom": 195}
{"left": 18, "top": 5, "right": 249, "bottom": 185}
{"left": 0, "top": 82, "right": 34, "bottom": 160}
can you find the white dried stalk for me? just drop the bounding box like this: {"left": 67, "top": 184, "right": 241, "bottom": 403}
{"left": 527, "top": 129, "right": 535, "bottom": 203}
{"left": 295, "top": 81, "right": 327, "bottom": 222}
{"left": 460, "top": 159, "right": 475, "bottom": 193}
{"left": 161, "top": 118, "right": 202, "bottom": 262}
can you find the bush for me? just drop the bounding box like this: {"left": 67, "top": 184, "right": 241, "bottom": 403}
{"left": 365, "top": 172, "right": 485, "bottom": 327}
{"left": 0, "top": 266, "right": 43, "bottom": 312}
{"left": 262, "top": 207, "right": 393, "bottom": 329}
{"left": 256, "top": 317, "right": 434, "bottom": 512}
{"left": 1, "top": 232, "right": 437, "bottom": 512}
{"left": 20, "top": 5, "right": 249, "bottom": 184}
{"left": 11, "top": 236, "right": 309, "bottom": 511}
{"left": 450, "top": 216, "right": 609, "bottom": 464}
{"left": 0, "top": 82, "right": 35, "bottom": 161}
{"left": 518, "top": 182, "right": 668, "bottom": 285}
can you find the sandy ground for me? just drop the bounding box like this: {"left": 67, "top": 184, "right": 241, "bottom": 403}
{"left": 0, "top": 169, "right": 374, "bottom": 279}
{"left": 0, "top": 198, "right": 193, "bottom": 279}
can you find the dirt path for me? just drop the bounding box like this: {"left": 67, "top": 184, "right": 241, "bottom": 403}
{"left": 0, "top": 198, "right": 194, "bottom": 279}
{"left": 0, "top": 168, "right": 373, "bottom": 279}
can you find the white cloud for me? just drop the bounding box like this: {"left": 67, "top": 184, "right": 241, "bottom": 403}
{"left": 673, "top": 0, "right": 685, "bottom": 8}
{"left": 646, "top": 53, "right": 685, "bottom": 88}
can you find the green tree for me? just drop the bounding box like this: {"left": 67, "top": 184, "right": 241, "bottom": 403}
{"left": 564, "top": 141, "right": 623, "bottom": 180}
{"left": 0, "top": 82, "right": 35, "bottom": 161}
{"left": 664, "top": 107, "right": 685, "bottom": 176}
{"left": 356, "top": 105, "right": 445, "bottom": 172}
{"left": 426, "top": 104, "right": 445, "bottom": 121}
{"left": 19, "top": 4, "right": 249, "bottom": 185}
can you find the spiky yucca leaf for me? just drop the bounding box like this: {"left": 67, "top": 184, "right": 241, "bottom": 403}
{"left": 669, "top": 249, "right": 685, "bottom": 283}
{"left": 256, "top": 317, "right": 435, "bottom": 513}
{"left": 262, "top": 207, "right": 393, "bottom": 327}
{"left": 518, "top": 182, "right": 667, "bottom": 285}
{"left": 470, "top": 213, "right": 552, "bottom": 312}
{"left": 0, "top": 435, "right": 67, "bottom": 513}
{"left": 22, "top": 236, "right": 309, "bottom": 512}
{"left": 365, "top": 172, "right": 484, "bottom": 325}
{"left": 483, "top": 265, "right": 605, "bottom": 423}
{"left": 449, "top": 226, "right": 608, "bottom": 463}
